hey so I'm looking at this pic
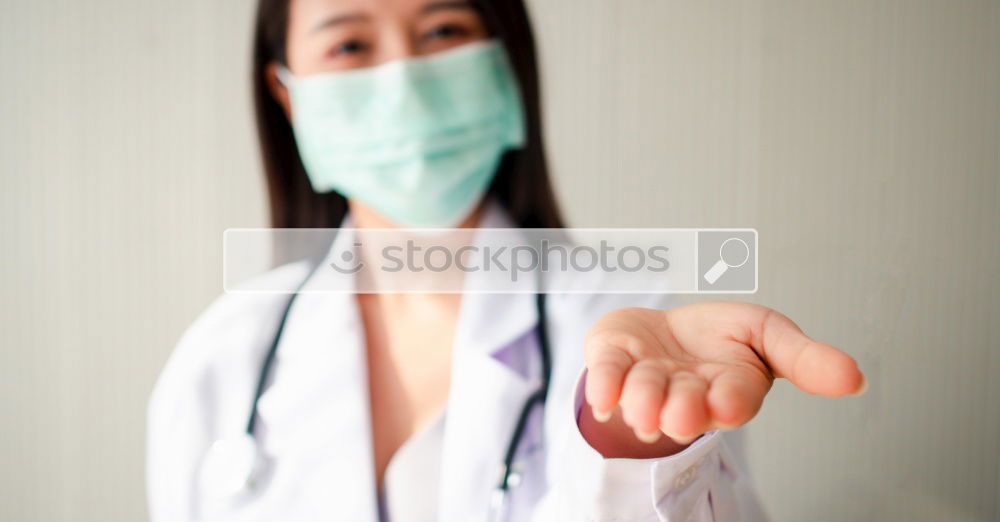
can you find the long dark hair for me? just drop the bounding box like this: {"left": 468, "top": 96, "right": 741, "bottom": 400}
{"left": 251, "top": 0, "right": 564, "bottom": 229}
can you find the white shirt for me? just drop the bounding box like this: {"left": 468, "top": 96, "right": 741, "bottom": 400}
{"left": 147, "top": 202, "right": 766, "bottom": 521}
{"left": 378, "top": 408, "right": 446, "bottom": 522}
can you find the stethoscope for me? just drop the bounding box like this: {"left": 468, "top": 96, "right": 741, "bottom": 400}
{"left": 199, "top": 260, "right": 552, "bottom": 521}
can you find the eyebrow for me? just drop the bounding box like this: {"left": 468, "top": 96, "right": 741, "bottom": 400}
{"left": 420, "top": 0, "right": 476, "bottom": 16}
{"left": 310, "top": 12, "right": 370, "bottom": 34}
{"left": 309, "top": 1, "right": 474, "bottom": 35}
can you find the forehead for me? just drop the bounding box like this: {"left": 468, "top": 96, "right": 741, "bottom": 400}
{"left": 286, "top": 0, "right": 479, "bottom": 40}
{"left": 289, "top": 0, "right": 470, "bottom": 17}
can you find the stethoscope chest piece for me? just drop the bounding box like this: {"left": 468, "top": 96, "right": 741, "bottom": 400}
{"left": 199, "top": 433, "right": 260, "bottom": 500}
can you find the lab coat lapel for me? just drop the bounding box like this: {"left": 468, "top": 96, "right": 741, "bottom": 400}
{"left": 438, "top": 203, "right": 544, "bottom": 522}
{"left": 439, "top": 291, "right": 540, "bottom": 522}
{"left": 253, "top": 227, "right": 380, "bottom": 522}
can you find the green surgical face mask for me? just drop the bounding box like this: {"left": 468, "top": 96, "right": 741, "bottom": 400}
{"left": 279, "top": 40, "right": 525, "bottom": 227}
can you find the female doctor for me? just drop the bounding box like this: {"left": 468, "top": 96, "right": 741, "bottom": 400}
{"left": 147, "top": 0, "right": 867, "bottom": 520}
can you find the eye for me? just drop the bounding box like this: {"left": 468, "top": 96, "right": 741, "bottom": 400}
{"left": 421, "top": 23, "right": 470, "bottom": 41}
{"left": 331, "top": 39, "right": 370, "bottom": 57}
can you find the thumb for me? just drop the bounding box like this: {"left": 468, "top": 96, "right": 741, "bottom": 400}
{"left": 755, "top": 309, "right": 866, "bottom": 398}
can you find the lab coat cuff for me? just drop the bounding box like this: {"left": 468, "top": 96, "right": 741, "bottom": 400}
{"left": 568, "top": 366, "right": 726, "bottom": 521}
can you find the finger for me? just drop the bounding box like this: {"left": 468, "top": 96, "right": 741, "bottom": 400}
{"left": 659, "top": 371, "right": 710, "bottom": 443}
{"left": 707, "top": 369, "right": 769, "bottom": 429}
{"left": 618, "top": 360, "right": 670, "bottom": 442}
{"left": 756, "top": 310, "right": 865, "bottom": 397}
{"left": 584, "top": 345, "right": 635, "bottom": 421}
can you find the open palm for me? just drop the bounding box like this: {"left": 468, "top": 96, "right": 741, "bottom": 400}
{"left": 583, "top": 302, "right": 866, "bottom": 444}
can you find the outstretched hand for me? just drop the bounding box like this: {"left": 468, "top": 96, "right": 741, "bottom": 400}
{"left": 579, "top": 302, "right": 866, "bottom": 456}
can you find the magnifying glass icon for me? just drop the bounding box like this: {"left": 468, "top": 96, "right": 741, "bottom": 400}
{"left": 703, "top": 237, "right": 750, "bottom": 285}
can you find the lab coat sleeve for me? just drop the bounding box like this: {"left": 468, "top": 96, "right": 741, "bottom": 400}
{"left": 535, "top": 293, "right": 764, "bottom": 521}
{"left": 147, "top": 316, "right": 214, "bottom": 522}
{"left": 567, "top": 362, "right": 752, "bottom": 521}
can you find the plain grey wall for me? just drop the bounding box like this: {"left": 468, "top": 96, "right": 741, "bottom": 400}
{"left": 1, "top": 1, "right": 997, "bottom": 520}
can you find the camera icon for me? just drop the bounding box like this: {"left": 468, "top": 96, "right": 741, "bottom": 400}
{"left": 329, "top": 242, "right": 365, "bottom": 274}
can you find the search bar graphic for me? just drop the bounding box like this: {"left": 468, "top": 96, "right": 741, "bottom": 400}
{"left": 223, "top": 228, "right": 757, "bottom": 294}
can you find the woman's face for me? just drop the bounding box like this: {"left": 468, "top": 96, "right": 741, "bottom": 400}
{"left": 267, "top": 0, "right": 495, "bottom": 227}
{"left": 283, "top": 0, "right": 488, "bottom": 76}
{"left": 268, "top": 0, "right": 489, "bottom": 122}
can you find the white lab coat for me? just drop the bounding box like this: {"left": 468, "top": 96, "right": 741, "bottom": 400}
{"left": 147, "top": 202, "right": 766, "bottom": 521}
